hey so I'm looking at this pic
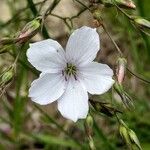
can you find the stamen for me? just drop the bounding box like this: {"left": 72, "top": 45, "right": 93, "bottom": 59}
{"left": 64, "top": 63, "right": 77, "bottom": 80}
{"left": 62, "top": 70, "right": 64, "bottom": 76}
{"left": 74, "top": 75, "right": 77, "bottom": 80}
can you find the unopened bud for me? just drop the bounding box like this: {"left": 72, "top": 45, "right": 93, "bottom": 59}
{"left": 115, "top": 0, "right": 136, "bottom": 9}
{"left": 1, "top": 68, "right": 14, "bottom": 85}
{"left": 85, "top": 115, "right": 94, "bottom": 137}
{"left": 119, "top": 120, "right": 142, "bottom": 149}
{"left": 86, "top": 115, "right": 93, "bottom": 128}
{"left": 18, "top": 18, "right": 41, "bottom": 43}
{"left": 128, "top": 129, "right": 142, "bottom": 150}
{"left": 116, "top": 57, "right": 127, "bottom": 84}
{"left": 134, "top": 17, "right": 150, "bottom": 29}
{"left": 119, "top": 120, "right": 131, "bottom": 145}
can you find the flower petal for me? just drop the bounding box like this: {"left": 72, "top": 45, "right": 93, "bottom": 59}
{"left": 27, "top": 39, "right": 66, "bottom": 73}
{"left": 66, "top": 26, "right": 100, "bottom": 66}
{"left": 58, "top": 77, "right": 89, "bottom": 122}
{"left": 78, "top": 62, "right": 114, "bottom": 94}
{"left": 29, "top": 73, "right": 67, "bottom": 105}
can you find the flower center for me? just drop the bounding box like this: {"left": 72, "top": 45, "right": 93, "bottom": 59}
{"left": 62, "top": 63, "right": 77, "bottom": 81}
{"left": 65, "top": 63, "right": 77, "bottom": 76}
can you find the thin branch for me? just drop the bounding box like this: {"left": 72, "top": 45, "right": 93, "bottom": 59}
{"left": 127, "top": 68, "right": 150, "bottom": 84}
{"left": 74, "top": 0, "right": 91, "bottom": 11}
{"left": 101, "top": 24, "right": 123, "bottom": 56}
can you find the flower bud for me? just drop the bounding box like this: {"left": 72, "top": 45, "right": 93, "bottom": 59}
{"left": 116, "top": 57, "right": 127, "bottom": 84}
{"left": 86, "top": 115, "right": 93, "bottom": 128}
{"left": 18, "top": 18, "right": 41, "bottom": 43}
{"left": 128, "top": 129, "right": 142, "bottom": 150}
{"left": 1, "top": 68, "right": 14, "bottom": 85}
{"left": 84, "top": 115, "right": 96, "bottom": 150}
{"left": 85, "top": 115, "right": 94, "bottom": 136}
{"left": 119, "top": 120, "right": 142, "bottom": 149}
{"left": 119, "top": 120, "right": 131, "bottom": 145}
{"left": 134, "top": 17, "right": 150, "bottom": 29}
{"left": 115, "top": 0, "right": 136, "bottom": 9}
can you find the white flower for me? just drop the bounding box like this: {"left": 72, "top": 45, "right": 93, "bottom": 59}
{"left": 27, "top": 26, "right": 114, "bottom": 122}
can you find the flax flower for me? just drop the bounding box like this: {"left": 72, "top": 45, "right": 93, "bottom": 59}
{"left": 27, "top": 26, "right": 114, "bottom": 122}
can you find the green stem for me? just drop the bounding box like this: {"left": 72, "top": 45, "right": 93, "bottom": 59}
{"left": 127, "top": 68, "right": 150, "bottom": 84}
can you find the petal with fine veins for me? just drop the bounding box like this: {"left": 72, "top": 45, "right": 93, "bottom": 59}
{"left": 79, "top": 62, "right": 114, "bottom": 95}
{"left": 29, "top": 73, "right": 67, "bottom": 105}
{"left": 66, "top": 26, "right": 100, "bottom": 66}
{"left": 57, "top": 77, "right": 89, "bottom": 122}
{"left": 27, "top": 39, "right": 66, "bottom": 73}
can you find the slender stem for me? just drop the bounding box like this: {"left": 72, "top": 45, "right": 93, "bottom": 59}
{"left": 74, "top": 0, "right": 91, "bottom": 11}
{"left": 114, "top": 3, "right": 132, "bottom": 19}
{"left": 127, "top": 68, "right": 150, "bottom": 84}
{"left": 38, "top": 0, "right": 49, "bottom": 14}
{"left": 71, "top": 7, "right": 88, "bottom": 19}
{"left": 43, "top": 0, "right": 61, "bottom": 19}
{"left": 102, "top": 24, "right": 123, "bottom": 56}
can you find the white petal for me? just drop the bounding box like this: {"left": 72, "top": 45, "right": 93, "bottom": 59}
{"left": 58, "top": 77, "right": 89, "bottom": 122}
{"left": 29, "top": 73, "right": 67, "bottom": 105}
{"left": 27, "top": 39, "right": 66, "bottom": 73}
{"left": 66, "top": 26, "right": 100, "bottom": 66}
{"left": 78, "top": 62, "right": 114, "bottom": 94}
